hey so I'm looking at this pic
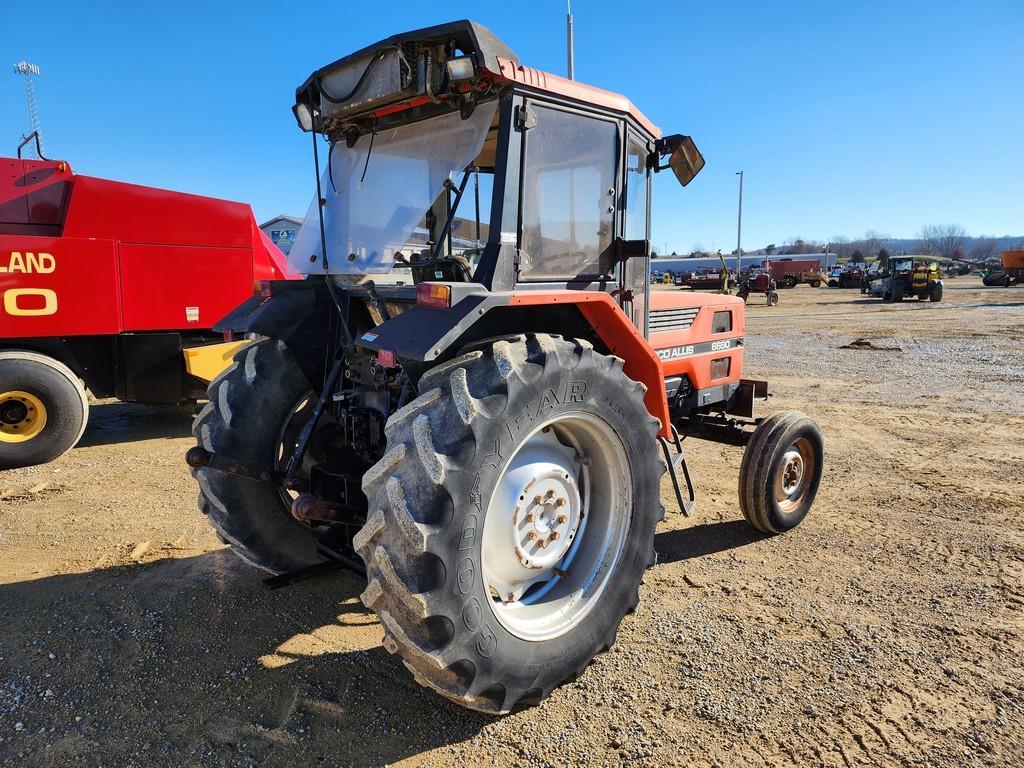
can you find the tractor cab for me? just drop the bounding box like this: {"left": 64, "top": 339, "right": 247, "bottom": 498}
{"left": 284, "top": 20, "right": 702, "bottom": 337}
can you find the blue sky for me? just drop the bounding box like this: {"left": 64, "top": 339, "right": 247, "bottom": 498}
{"left": 2, "top": 1, "right": 1021, "bottom": 252}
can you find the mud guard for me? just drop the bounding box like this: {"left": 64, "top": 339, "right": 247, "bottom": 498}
{"left": 212, "top": 280, "right": 336, "bottom": 386}
{"left": 361, "top": 290, "right": 671, "bottom": 437}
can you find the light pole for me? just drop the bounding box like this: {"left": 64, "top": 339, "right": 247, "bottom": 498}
{"left": 566, "top": 1, "right": 575, "bottom": 80}
{"left": 735, "top": 170, "right": 744, "bottom": 278}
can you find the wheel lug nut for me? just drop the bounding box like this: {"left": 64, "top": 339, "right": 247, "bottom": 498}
{"left": 538, "top": 539, "right": 547, "bottom": 548}
{"left": 545, "top": 489, "right": 555, "bottom": 499}
{"left": 557, "top": 514, "right": 568, "bottom": 524}
{"left": 527, "top": 531, "right": 537, "bottom": 541}
{"left": 533, "top": 495, "right": 542, "bottom": 505}
{"left": 549, "top": 531, "right": 559, "bottom": 541}
{"left": 525, "top": 512, "right": 535, "bottom": 522}
{"left": 555, "top": 498, "right": 566, "bottom": 507}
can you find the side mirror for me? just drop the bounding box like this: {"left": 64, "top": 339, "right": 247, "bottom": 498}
{"left": 652, "top": 134, "right": 705, "bottom": 187}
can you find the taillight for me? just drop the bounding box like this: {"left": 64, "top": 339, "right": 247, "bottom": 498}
{"left": 416, "top": 283, "right": 451, "bottom": 309}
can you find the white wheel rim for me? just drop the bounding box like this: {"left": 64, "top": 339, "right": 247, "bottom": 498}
{"left": 481, "top": 411, "right": 632, "bottom": 641}
{"left": 774, "top": 436, "right": 814, "bottom": 513}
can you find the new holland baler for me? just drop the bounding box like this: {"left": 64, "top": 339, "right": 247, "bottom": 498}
{"left": 0, "top": 154, "right": 291, "bottom": 469}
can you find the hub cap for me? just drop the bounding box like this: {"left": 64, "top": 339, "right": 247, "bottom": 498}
{"left": 481, "top": 412, "right": 632, "bottom": 641}
{"left": 0, "top": 391, "right": 47, "bottom": 443}
{"left": 774, "top": 437, "right": 815, "bottom": 513}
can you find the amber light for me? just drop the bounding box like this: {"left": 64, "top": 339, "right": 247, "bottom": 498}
{"left": 416, "top": 283, "right": 451, "bottom": 309}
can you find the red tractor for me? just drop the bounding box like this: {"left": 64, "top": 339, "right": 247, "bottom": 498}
{"left": 186, "top": 21, "right": 824, "bottom": 714}
{"left": 0, "top": 140, "right": 291, "bottom": 468}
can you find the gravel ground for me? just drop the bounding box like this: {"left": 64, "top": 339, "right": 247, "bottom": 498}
{"left": 1, "top": 276, "right": 1022, "bottom": 767}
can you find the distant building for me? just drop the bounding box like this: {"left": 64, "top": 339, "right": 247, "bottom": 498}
{"left": 259, "top": 215, "right": 303, "bottom": 255}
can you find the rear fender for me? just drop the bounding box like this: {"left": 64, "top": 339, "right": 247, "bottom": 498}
{"left": 213, "top": 280, "right": 336, "bottom": 385}
{"left": 508, "top": 292, "right": 671, "bottom": 437}
{"left": 356, "top": 288, "right": 670, "bottom": 436}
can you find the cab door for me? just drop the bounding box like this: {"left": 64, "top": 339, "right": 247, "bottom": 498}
{"left": 620, "top": 131, "right": 652, "bottom": 336}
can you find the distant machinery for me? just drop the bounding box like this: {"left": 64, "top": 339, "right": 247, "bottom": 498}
{"left": 13, "top": 60, "right": 44, "bottom": 157}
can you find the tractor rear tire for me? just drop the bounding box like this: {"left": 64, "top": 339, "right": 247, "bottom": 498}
{"left": 0, "top": 351, "right": 89, "bottom": 470}
{"left": 191, "top": 338, "right": 322, "bottom": 573}
{"left": 738, "top": 411, "right": 823, "bottom": 534}
{"left": 929, "top": 283, "right": 943, "bottom": 302}
{"left": 355, "top": 334, "right": 664, "bottom": 714}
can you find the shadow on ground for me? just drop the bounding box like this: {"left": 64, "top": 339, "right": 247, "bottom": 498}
{"left": 654, "top": 519, "right": 765, "bottom": 564}
{"left": 76, "top": 401, "right": 194, "bottom": 448}
{"left": 0, "top": 551, "right": 488, "bottom": 767}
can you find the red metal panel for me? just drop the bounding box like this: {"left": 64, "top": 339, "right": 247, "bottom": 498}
{"left": 0, "top": 158, "right": 72, "bottom": 236}
{"left": 62, "top": 176, "right": 254, "bottom": 248}
{"left": 0, "top": 234, "right": 121, "bottom": 338}
{"left": 508, "top": 291, "right": 671, "bottom": 437}
{"left": 117, "top": 243, "right": 255, "bottom": 331}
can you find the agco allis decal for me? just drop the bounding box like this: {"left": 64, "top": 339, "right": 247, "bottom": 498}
{"left": 656, "top": 338, "right": 742, "bottom": 361}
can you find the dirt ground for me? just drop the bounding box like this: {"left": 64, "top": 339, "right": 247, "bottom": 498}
{"left": 1, "top": 276, "right": 1022, "bottom": 767}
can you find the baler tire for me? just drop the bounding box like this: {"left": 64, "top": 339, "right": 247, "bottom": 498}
{"left": 738, "top": 411, "right": 823, "bottom": 534}
{"left": 0, "top": 351, "right": 89, "bottom": 469}
{"left": 354, "top": 334, "right": 664, "bottom": 714}
{"left": 191, "top": 338, "right": 322, "bottom": 574}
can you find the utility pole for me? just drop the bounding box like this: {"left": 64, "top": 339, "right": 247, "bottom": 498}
{"left": 735, "top": 170, "right": 744, "bottom": 277}
{"left": 13, "top": 61, "right": 43, "bottom": 157}
{"left": 566, "top": 1, "right": 575, "bottom": 80}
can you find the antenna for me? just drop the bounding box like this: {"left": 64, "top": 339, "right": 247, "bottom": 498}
{"left": 13, "top": 60, "right": 43, "bottom": 157}
{"left": 566, "top": 1, "right": 575, "bottom": 80}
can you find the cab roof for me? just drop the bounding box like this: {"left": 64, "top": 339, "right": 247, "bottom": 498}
{"left": 295, "top": 20, "right": 659, "bottom": 139}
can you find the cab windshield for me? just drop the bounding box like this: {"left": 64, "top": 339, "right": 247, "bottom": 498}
{"left": 287, "top": 101, "right": 498, "bottom": 276}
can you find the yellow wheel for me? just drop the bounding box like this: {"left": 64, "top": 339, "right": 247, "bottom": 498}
{"left": 0, "top": 390, "right": 47, "bottom": 442}
{"left": 0, "top": 351, "right": 89, "bottom": 469}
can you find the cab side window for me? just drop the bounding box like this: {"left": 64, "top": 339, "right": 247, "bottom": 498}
{"left": 519, "top": 106, "right": 618, "bottom": 281}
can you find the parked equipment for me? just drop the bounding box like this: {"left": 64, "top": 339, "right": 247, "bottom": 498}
{"left": 827, "top": 265, "right": 865, "bottom": 288}
{"left": 186, "top": 21, "right": 824, "bottom": 715}
{"left": 737, "top": 270, "right": 779, "bottom": 305}
{"left": 0, "top": 150, "right": 291, "bottom": 469}
{"left": 980, "top": 250, "right": 1024, "bottom": 287}
{"left": 863, "top": 256, "right": 943, "bottom": 302}
{"left": 766, "top": 257, "right": 823, "bottom": 288}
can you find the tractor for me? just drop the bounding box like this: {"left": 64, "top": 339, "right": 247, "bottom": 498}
{"left": 186, "top": 21, "right": 824, "bottom": 714}
{"left": 863, "top": 255, "right": 944, "bottom": 302}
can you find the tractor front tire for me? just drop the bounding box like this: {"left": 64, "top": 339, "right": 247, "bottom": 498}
{"left": 191, "top": 339, "right": 322, "bottom": 573}
{"left": 355, "top": 334, "right": 664, "bottom": 714}
{"left": 767, "top": 290, "right": 780, "bottom": 307}
{"left": 929, "top": 283, "right": 943, "bottom": 302}
{"left": 0, "top": 351, "right": 89, "bottom": 470}
{"left": 738, "top": 411, "right": 823, "bottom": 534}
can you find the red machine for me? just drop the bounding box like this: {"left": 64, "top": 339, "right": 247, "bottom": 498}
{"left": 0, "top": 154, "right": 291, "bottom": 468}
{"left": 766, "top": 257, "right": 823, "bottom": 288}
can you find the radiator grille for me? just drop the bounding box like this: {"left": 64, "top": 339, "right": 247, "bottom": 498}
{"left": 649, "top": 307, "right": 700, "bottom": 332}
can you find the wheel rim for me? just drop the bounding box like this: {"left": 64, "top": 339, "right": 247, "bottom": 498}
{"left": 774, "top": 437, "right": 815, "bottom": 513}
{"left": 481, "top": 411, "right": 632, "bottom": 641}
{"left": 274, "top": 392, "right": 315, "bottom": 507}
{"left": 0, "top": 391, "right": 47, "bottom": 443}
